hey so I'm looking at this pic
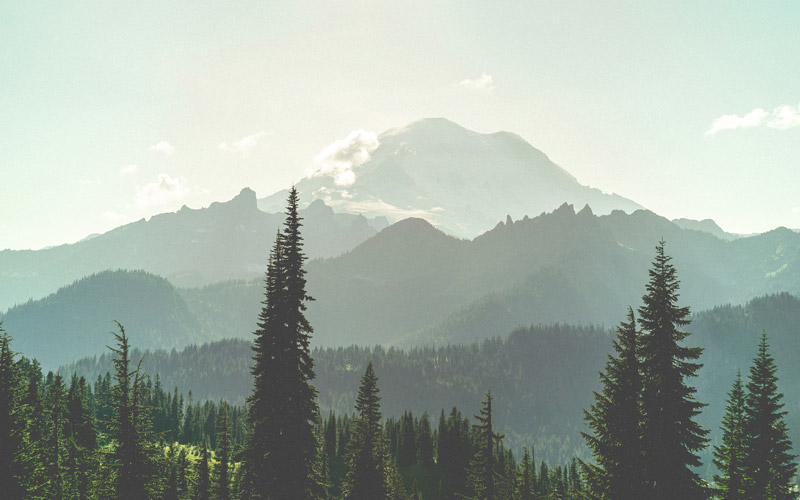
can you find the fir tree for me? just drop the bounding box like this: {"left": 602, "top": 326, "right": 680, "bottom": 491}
{"left": 196, "top": 440, "right": 211, "bottom": 500}
{"left": 0, "top": 325, "right": 26, "bottom": 500}
{"left": 638, "top": 241, "right": 708, "bottom": 500}
{"left": 213, "top": 404, "right": 232, "bottom": 500}
{"left": 241, "top": 187, "right": 320, "bottom": 499}
{"left": 45, "top": 374, "right": 68, "bottom": 500}
{"left": 517, "top": 447, "right": 534, "bottom": 500}
{"left": 582, "top": 308, "right": 646, "bottom": 500}
{"left": 108, "top": 321, "right": 156, "bottom": 500}
{"left": 342, "top": 361, "right": 389, "bottom": 500}
{"left": 713, "top": 371, "right": 748, "bottom": 500}
{"left": 467, "top": 391, "right": 504, "bottom": 500}
{"left": 743, "top": 333, "right": 796, "bottom": 500}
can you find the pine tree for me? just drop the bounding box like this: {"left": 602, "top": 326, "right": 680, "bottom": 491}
{"left": 517, "top": 447, "right": 534, "bottom": 500}
{"left": 342, "top": 361, "right": 390, "bottom": 500}
{"left": 467, "top": 390, "right": 504, "bottom": 500}
{"left": 108, "top": 321, "right": 156, "bottom": 500}
{"left": 743, "top": 333, "right": 796, "bottom": 500}
{"left": 45, "top": 374, "right": 68, "bottom": 500}
{"left": 0, "top": 325, "right": 26, "bottom": 500}
{"left": 582, "top": 307, "right": 646, "bottom": 500}
{"left": 241, "top": 187, "right": 320, "bottom": 499}
{"left": 213, "top": 404, "right": 232, "bottom": 500}
{"left": 638, "top": 241, "right": 708, "bottom": 499}
{"left": 196, "top": 440, "right": 211, "bottom": 500}
{"left": 713, "top": 371, "right": 748, "bottom": 500}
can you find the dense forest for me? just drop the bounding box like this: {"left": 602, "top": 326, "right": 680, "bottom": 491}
{"left": 2, "top": 189, "right": 799, "bottom": 499}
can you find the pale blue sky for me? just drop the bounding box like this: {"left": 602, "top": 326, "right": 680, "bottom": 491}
{"left": 2, "top": 1, "right": 799, "bottom": 249}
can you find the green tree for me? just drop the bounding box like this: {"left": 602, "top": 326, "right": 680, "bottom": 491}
{"left": 582, "top": 308, "right": 646, "bottom": 500}
{"left": 713, "top": 371, "right": 748, "bottom": 500}
{"left": 108, "top": 321, "right": 156, "bottom": 500}
{"left": 45, "top": 374, "right": 68, "bottom": 500}
{"left": 743, "top": 333, "right": 796, "bottom": 500}
{"left": 0, "top": 325, "right": 26, "bottom": 500}
{"left": 467, "top": 391, "right": 504, "bottom": 500}
{"left": 342, "top": 361, "right": 390, "bottom": 500}
{"left": 213, "top": 404, "right": 232, "bottom": 500}
{"left": 517, "top": 447, "right": 534, "bottom": 500}
{"left": 196, "top": 440, "right": 211, "bottom": 500}
{"left": 638, "top": 241, "right": 708, "bottom": 500}
{"left": 241, "top": 187, "right": 320, "bottom": 499}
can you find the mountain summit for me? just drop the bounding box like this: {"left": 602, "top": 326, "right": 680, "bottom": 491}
{"left": 259, "top": 118, "right": 643, "bottom": 238}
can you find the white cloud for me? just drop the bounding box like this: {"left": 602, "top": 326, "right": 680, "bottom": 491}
{"left": 706, "top": 103, "right": 800, "bottom": 135}
{"left": 311, "top": 129, "right": 379, "bottom": 186}
{"left": 768, "top": 104, "right": 800, "bottom": 130}
{"left": 459, "top": 72, "right": 496, "bottom": 92}
{"left": 119, "top": 164, "right": 139, "bottom": 176}
{"left": 219, "top": 130, "right": 268, "bottom": 158}
{"left": 134, "top": 173, "right": 191, "bottom": 209}
{"left": 148, "top": 140, "right": 175, "bottom": 155}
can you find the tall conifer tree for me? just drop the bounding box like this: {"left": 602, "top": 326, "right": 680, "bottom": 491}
{"left": 713, "top": 371, "right": 748, "bottom": 500}
{"left": 582, "top": 308, "right": 646, "bottom": 500}
{"left": 0, "top": 325, "right": 26, "bottom": 500}
{"left": 214, "top": 403, "right": 232, "bottom": 500}
{"left": 241, "top": 187, "right": 320, "bottom": 499}
{"left": 743, "top": 333, "right": 796, "bottom": 500}
{"left": 342, "top": 361, "right": 390, "bottom": 500}
{"left": 108, "top": 321, "right": 156, "bottom": 500}
{"left": 638, "top": 241, "right": 708, "bottom": 500}
{"left": 467, "top": 391, "right": 504, "bottom": 500}
{"left": 196, "top": 440, "right": 211, "bottom": 500}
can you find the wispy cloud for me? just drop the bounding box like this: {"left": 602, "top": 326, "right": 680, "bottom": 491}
{"left": 148, "top": 140, "right": 175, "bottom": 155}
{"left": 311, "top": 130, "right": 379, "bottom": 186}
{"left": 219, "top": 130, "right": 268, "bottom": 158}
{"left": 459, "top": 72, "right": 495, "bottom": 92}
{"left": 134, "top": 173, "right": 192, "bottom": 209}
{"left": 119, "top": 164, "right": 139, "bottom": 176}
{"left": 102, "top": 210, "right": 128, "bottom": 224}
{"left": 706, "top": 103, "right": 800, "bottom": 135}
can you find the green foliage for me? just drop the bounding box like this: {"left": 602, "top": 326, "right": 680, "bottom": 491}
{"left": 582, "top": 308, "right": 646, "bottom": 500}
{"left": 241, "top": 187, "right": 321, "bottom": 499}
{"left": 638, "top": 241, "right": 708, "bottom": 500}
{"left": 713, "top": 372, "right": 747, "bottom": 500}
{"left": 466, "top": 391, "right": 504, "bottom": 500}
{"left": 0, "top": 324, "right": 26, "bottom": 500}
{"left": 743, "top": 333, "right": 796, "bottom": 500}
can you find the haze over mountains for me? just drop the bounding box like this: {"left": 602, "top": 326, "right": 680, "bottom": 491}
{"left": 0, "top": 188, "right": 386, "bottom": 311}
{"left": 5, "top": 204, "right": 800, "bottom": 369}
{"left": 3, "top": 117, "right": 799, "bottom": 370}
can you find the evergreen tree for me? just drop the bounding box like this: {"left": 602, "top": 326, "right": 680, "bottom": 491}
{"left": 713, "top": 371, "right": 748, "bottom": 500}
{"left": 417, "top": 412, "right": 434, "bottom": 466}
{"left": 108, "top": 321, "right": 156, "bottom": 500}
{"left": 582, "top": 308, "right": 646, "bottom": 500}
{"left": 196, "top": 440, "right": 211, "bottom": 500}
{"left": 0, "top": 325, "right": 26, "bottom": 500}
{"left": 241, "top": 187, "right": 320, "bottom": 499}
{"left": 342, "top": 361, "right": 390, "bottom": 500}
{"left": 638, "top": 241, "right": 708, "bottom": 499}
{"left": 45, "top": 374, "right": 68, "bottom": 500}
{"left": 213, "top": 404, "right": 232, "bottom": 500}
{"left": 166, "top": 465, "right": 179, "bottom": 500}
{"left": 743, "top": 333, "right": 796, "bottom": 500}
{"left": 517, "top": 447, "right": 534, "bottom": 500}
{"left": 466, "top": 391, "right": 504, "bottom": 500}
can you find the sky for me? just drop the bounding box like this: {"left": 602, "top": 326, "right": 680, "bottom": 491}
{"left": 2, "top": 1, "right": 800, "bottom": 250}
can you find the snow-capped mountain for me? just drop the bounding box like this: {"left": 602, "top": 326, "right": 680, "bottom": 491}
{"left": 258, "top": 118, "right": 643, "bottom": 238}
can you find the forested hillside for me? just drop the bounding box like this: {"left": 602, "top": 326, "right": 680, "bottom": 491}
{"left": 60, "top": 292, "right": 800, "bottom": 467}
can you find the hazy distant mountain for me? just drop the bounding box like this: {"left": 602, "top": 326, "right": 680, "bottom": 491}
{"left": 0, "top": 188, "right": 386, "bottom": 311}
{"left": 672, "top": 217, "right": 740, "bottom": 241}
{"left": 7, "top": 205, "right": 800, "bottom": 370}
{"left": 258, "top": 118, "right": 643, "bottom": 238}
